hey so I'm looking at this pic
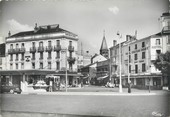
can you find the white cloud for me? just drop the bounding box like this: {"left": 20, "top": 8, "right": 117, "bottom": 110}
{"left": 108, "top": 6, "right": 119, "bottom": 15}
{"left": 7, "top": 19, "right": 33, "bottom": 32}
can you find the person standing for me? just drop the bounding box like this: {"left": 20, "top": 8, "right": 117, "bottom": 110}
{"left": 49, "top": 80, "right": 53, "bottom": 92}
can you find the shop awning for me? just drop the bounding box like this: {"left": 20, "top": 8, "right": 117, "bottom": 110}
{"left": 97, "top": 75, "right": 108, "bottom": 80}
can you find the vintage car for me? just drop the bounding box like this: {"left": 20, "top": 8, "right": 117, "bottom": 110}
{"left": 1, "top": 83, "right": 22, "bottom": 94}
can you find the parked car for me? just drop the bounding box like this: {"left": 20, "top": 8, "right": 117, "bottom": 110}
{"left": 1, "top": 83, "right": 22, "bottom": 94}
{"left": 105, "top": 82, "right": 115, "bottom": 88}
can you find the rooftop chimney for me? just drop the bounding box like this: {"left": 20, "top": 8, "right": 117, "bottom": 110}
{"left": 135, "top": 30, "right": 137, "bottom": 39}
{"left": 34, "top": 23, "right": 38, "bottom": 33}
{"left": 8, "top": 31, "right": 11, "bottom": 37}
{"left": 113, "top": 40, "right": 117, "bottom": 46}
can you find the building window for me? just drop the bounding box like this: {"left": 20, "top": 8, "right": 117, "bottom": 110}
{"left": 56, "top": 51, "right": 60, "bottom": 58}
{"left": 21, "top": 53, "right": 24, "bottom": 60}
{"left": 129, "top": 65, "right": 131, "bottom": 73}
{"left": 56, "top": 62, "right": 60, "bottom": 70}
{"left": 129, "top": 46, "right": 130, "bottom": 51}
{"left": 10, "top": 54, "right": 13, "bottom": 61}
{"left": 48, "top": 62, "right": 51, "bottom": 69}
{"left": 142, "top": 63, "right": 146, "bottom": 72}
{"left": 57, "top": 40, "right": 60, "bottom": 45}
{"left": 32, "top": 62, "right": 35, "bottom": 69}
{"left": 21, "top": 43, "right": 25, "bottom": 48}
{"left": 10, "top": 44, "right": 13, "bottom": 49}
{"left": 40, "top": 62, "right": 43, "bottom": 69}
{"left": 135, "top": 44, "right": 137, "bottom": 50}
{"left": 156, "top": 50, "right": 161, "bottom": 59}
{"left": 135, "top": 65, "right": 138, "bottom": 73}
{"left": 10, "top": 63, "right": 13, "bottom": 70}
{"left": 142, "top": 42, "right": 145, "bottom": 48}
{"left": 16, "top": 54, "right": 19, "bottom": 61}
{"left": 16, "top": 43, "right": 19, "bottom": 48}
{"left": 69, "top": 41, "right": 72, "bottom": 46}
{"left": 134, "top": 54, "right": 138, "bottom": 60}
{"left": 32, "top": 42, "right": 35, "bottom": 47}
{"left": 156, "top": 39, "right": 160, "bottom": 45}
{"left": 21, "top": 63, "right": 24, "bottom": 69}
{"left": 16, "top": 63, "right": 18, "bottom": 69}
{"left": 142, "top": 52, "right": 145, "bottom": 59}
{"left": 39, "top": 41, "right": 43, "bottom": 47}
{"left": 168, "top": 35, "right": 170, "bottom": 44}
{"left": 48, "top": 41, "right": 52, "bottom": 47}
{"left": 40, "top": 52, "right": 43, "bottom": 59}
{"left": 48, "top": 52, "right": 51, "bottom": 59}
{"left": 32, "top": 53, "right": 35, "bottom": 60}
{"left": 129, "top": 55, "right": 131, "bottom": 63}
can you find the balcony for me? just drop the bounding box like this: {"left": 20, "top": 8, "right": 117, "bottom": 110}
{"left": 21, "top": 58, "right": 24, "bottom": 61}
{"left": 38, "top": 46, "right": 44, "bottom": 52}
{"left": 55, "top": 56, "right": 60, "bottom": 61}
{"left": 31, "top": 58, "right": 36, "bottom": 61}
{"left": 68, "top": 45, "right": 74, "bottom": 52}
{"left": 46, "top": 46, "right": 53, "bottom": 52}
{"left": 54, "top": 45, "right": 61, "bottom": 51}
{"left": 19, "top": 48, "right": 25, "bottom": 53}
{"left": 67, "top": 57, "right": 76, "bottom": 64}
{"left": 15, "top": 48, "right": 20, "bottom": 53}
{"left": 47, "top": 57, "right": 52, "bottom": 60}
{"left": 8, "top": 49, "right": 15, "bottom": 54}
{"left": 39, "top": 57, "right": 43, "bottom": 60}
{"left": 30, "top": 47, "right": 36, "bottom": 53}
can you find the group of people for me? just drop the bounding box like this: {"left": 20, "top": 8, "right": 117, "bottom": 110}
{"left": 49, "top": 80, "right": 61, "bottom": 92}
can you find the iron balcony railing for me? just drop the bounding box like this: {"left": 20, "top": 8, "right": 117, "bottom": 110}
{"left": 38, "top": 46, "right": 44, "bottom": 52}
{"left": 30, "top": 47, "right": 36, "bottom": 53}
{"left": 46, "top": 46, "right": 53, "bottom": 52}
{"left": 68, "top": 45, "right": 74, "bottom": 52}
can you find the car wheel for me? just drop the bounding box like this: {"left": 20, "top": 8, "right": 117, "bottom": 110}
{"left": 10, "top": 89, "right": 14, "bottom": 94}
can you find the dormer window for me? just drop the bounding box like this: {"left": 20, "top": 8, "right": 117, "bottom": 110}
{"left": 156, "top": 39, "right": 160, "bottom": 45}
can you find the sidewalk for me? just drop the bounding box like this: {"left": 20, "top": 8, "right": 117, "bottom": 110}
{"left": 21, "top": 87, "right": 169, "bottom": 96}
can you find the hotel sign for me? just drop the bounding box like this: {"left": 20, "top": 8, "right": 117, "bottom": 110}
{"left": 131, "top": 47, "right": 148, "bottom": 54}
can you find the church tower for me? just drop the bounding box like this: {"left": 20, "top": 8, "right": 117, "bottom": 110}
{"left": 100, "top": 30, "right": 109, "bottom": 59}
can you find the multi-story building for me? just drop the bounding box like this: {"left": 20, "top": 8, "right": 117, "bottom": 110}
{"left": 110, "top": 11, "right": 170, "bottom": 89}
{"left": 0, "top": 24, "right": 80, "bottom": 91}
{"left": 0, "top": 43, "right": 6, "bottom": 70}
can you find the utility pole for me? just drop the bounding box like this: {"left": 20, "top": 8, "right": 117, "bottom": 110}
{"left": 117, "top": 32, "right": 123, "bottom": 93}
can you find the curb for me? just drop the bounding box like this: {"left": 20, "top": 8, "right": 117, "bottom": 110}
{"left": 21, "top": 92, "right": 158, "bottom": 96}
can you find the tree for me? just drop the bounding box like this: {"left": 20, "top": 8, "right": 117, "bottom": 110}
{"left": 154, "top": 51, "right": 170, "bottom": 89}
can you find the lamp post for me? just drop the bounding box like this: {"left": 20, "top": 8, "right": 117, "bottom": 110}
{"left": 117, "top": 32, "right": 123, "bottom": 93}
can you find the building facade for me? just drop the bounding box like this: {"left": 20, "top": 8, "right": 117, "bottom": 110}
{"left": 1, "top": 24, "right": 80, "bottom": 92}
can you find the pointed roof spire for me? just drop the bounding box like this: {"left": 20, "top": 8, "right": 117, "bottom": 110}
{"left": 100, "top": 30, "right": 108, "bottom": 51}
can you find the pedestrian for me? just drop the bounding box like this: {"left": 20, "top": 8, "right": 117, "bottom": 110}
{"left": 128, "top": 80, "right": 132, "bottom": 93}
{"left": 49, "top": 80, "right": 53, "bottom": 92}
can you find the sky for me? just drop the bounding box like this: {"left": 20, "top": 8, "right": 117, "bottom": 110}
{"left": 0, "top": 0, "right": 169, "bottom": 55}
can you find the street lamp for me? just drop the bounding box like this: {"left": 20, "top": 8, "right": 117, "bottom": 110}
{"left": 117, "top": 31, "right": 123, "bottom": 93}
